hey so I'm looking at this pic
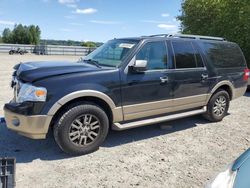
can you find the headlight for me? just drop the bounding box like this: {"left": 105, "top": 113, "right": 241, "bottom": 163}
{"left": 206, "top": 164, "right": 237, "bottom": 188}
{"left": 16, "top": 83, "right": 47, "bottom": 103}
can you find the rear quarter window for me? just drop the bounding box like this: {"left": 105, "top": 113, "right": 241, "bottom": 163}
{"left": 202, "top": 42, "right": 246, "bottom": 68}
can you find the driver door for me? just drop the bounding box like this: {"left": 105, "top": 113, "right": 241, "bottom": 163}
{"left": 120, "top": 41, "right": 175, "bottom": 121}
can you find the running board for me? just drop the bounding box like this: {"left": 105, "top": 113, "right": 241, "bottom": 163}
{"left": 112, "top": 107, "right": 207, "bottom": 131}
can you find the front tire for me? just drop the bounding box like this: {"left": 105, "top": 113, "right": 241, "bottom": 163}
{"left": 203, "top": 89, "right": 230, "bottom": 122}
{"left": 53, "top": 103, "right": 109, "bottom": 155}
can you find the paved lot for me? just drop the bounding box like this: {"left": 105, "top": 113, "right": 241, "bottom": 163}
{"left": 0, "top": 54, "right": 249, "bottom": 188}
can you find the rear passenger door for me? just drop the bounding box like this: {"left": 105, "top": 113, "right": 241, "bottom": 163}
{"left": 170, "top": 40, "right": 210, "bottom": 110}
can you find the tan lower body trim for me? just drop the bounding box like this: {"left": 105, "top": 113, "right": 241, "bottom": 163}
{"left": 233, "top": 86, "right": 247, "bottom": 100}
{"left": 113, "top": 107, "right": 207, "bottom": 131}
{"left": 4, "top": 109, "right": 52, "bottom": 139}
{"left": 112, "top": 107, "right": 123, "bottom": 122}
{"left": 123, "top": 94, "right": 209, "bottom": 121}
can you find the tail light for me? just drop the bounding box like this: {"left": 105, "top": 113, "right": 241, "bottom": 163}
{"left": 244, "top": 68, "right": 249, "bottom": 81}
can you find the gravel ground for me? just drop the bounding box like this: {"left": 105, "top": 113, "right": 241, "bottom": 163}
{"left": 0, "top": 54, "right": 249, "bottom": 188}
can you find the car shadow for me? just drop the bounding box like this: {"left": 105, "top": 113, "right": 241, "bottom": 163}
{"left": 244, "top": 90, "right": 250, "bottom": 97}
{"left": 104, "top": 115, "right": 208, "bottom": 147}
{"left": 0, "top": 115, "right": 209, "bottom": 163}
{"left": 0, "top": 124, "right": 69, "bottom": 163}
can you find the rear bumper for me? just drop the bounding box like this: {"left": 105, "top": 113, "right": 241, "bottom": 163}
{"left": 4, "top": 108, "right": 52, "bottom": 139}
{"left": 233, "top": 86, "right": 247, "bottom": 99}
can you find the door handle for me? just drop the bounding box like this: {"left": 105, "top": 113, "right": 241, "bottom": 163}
{"left": 201, "top": 74, "right": 208, "bottom": 80}
{"left": 160, "top": 76, "right": 169, "bottom": 83}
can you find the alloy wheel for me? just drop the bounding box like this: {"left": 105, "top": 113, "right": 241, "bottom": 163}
{"left": 68, "top": 114, "right": 100, "bottom": 146}
{"left": 213, "top": 96, "right": 227, "bottom": 117}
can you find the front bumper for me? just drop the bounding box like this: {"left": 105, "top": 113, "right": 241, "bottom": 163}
{"left": 4, "top": 108, "right": 52, "bottom": 139}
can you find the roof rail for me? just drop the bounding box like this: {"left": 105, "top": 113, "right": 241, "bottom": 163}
{"left": 147, "top": 34, "right": 172, "bottom": 38}
{"left": 168, "top": 34, "right": 226, "bottom": 41}
{"left": 145, "top": 34, "right": 226, "bottom": 41}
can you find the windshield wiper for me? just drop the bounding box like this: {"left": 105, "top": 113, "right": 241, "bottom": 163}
{"left": 83, "top": 59, "right": 101, "bottom": 68}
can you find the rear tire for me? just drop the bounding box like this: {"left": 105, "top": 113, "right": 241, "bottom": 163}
{"left": 203, "top": 89, "right": 230, "bottom": 122}
{"left": 53, "top": 103, "right": 109, "bottom": 155}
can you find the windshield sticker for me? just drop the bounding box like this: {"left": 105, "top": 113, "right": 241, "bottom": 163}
{"left": 119, "top": 43, "right": 135, "bottom": 49}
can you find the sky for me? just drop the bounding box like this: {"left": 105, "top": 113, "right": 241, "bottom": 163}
{"left": 0, "top": 0, "right": 182, "bottom": 42}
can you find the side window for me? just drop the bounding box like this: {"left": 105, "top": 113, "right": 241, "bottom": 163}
{"left": 172, "top": 41, "right": 203, "bottom": 69}
{"left": 136, "top": 41, "right": 167, "bottom": 70}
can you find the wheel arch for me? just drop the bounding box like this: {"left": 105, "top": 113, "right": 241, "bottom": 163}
{"left": 47, "top": 90, "right": 123, "bottom": 128}
{"left": 209, "top": 81, "right": 234, "bottom": 101}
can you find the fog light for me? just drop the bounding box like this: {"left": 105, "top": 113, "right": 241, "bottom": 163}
{"left": 12, "top": 118, "right": 20, "bottom": 127}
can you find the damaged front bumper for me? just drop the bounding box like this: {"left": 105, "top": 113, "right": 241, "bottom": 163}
{"left": 4, "top": 105, "right": 52, "bottom": 139}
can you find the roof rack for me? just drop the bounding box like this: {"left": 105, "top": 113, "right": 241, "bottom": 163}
{"left": 147, "top": 34, "right": 172, "bottom": 38}
{"left": 168, "top": 34, "right": 226, "bottom": 41}
{"left": 146, "top": 34, "right": 226, "bottom": 41}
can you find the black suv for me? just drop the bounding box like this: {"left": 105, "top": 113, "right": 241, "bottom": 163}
{"left": 4, "top": 34, "right": 249, "bottom": 155}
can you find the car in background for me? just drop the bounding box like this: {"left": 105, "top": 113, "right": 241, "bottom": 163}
{"left": 9, "top": 48, "right": 28, "bottom": 55}
{"left": 206, "top": 148, "right": 250, "bottom": 188}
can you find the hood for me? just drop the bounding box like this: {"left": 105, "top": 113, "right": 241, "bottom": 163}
{"left": 15, "top": 61, "right": 102, "bottom": 82}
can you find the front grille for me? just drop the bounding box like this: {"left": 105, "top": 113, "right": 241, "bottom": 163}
{"left": 11, "top": 77, "right": 22, "bottom": 102}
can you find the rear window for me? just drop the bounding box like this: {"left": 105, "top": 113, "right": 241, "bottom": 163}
{"left": 202, "top": 42, "right": 246, "bottom": 68}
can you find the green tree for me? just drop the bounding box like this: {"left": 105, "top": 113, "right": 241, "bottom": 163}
{"left": 1, "top": 24, "right": 41, "bottom": 44}
{"left": 27, "top": 25, "right": 40, "bottom": 45}
{"left": 82, "top": 41, "right": 97, "bottom": 48}
{"left": 28, "top": 25, "right": 36, "bottom": 44}
{"left": 178, "top": 0, "right": 250, "bottom": 67}
{"left": 12, "top": 24, "right": 28, "bottom": 44}
{"left": 35, "top": 26, "right": 41, "bottom": 45}
{"left": 2, "top": 28, "right": 13, "bottom": 43}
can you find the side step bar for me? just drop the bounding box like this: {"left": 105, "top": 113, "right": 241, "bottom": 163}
{"left": 112, "top": 107, "right": 207, "bottom": 131}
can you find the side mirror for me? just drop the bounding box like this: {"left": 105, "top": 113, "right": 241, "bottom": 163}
{"left": 130, "top": 60, "right": 148, "bottom": 73}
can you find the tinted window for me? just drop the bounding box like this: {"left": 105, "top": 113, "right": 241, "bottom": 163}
{"left": 202, "top": 42, "right": 245, "bottom": 68}
{"left": 172, "top": 41, "right": 203, "bottom": 69}
{"left": 137, "top": 41, "right": 167, "bottom": 70}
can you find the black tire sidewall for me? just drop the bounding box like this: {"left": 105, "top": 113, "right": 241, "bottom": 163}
{"left": 207, "top": 90, "right": 230, "bottom": 122}
{"left": 54, "top": 104, "right": 109, "bottom": 155}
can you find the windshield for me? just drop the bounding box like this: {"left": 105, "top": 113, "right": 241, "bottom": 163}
{"left": 84, "top": 39, "right": 139, "bottom": 67}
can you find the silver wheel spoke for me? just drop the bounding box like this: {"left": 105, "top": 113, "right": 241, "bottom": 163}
{"left": 75, "top": 119, "right": 83, "bottom": 127}
{"left": 84, "top": 115, "right": 88, "bottom": 124}
{"left": 88, "top": 115, "right": 92, "bottom": 124}
{"left": 71, "top": 123, "right": 81, "bottom": 130}
{"left": 88, "top": 132, "right": 97, "bottom": 141}
{"left": 91, "top": 125, "right": 100, "bottom": 130}
{"left": 71, "top": 134, "right": 80, "bottom": 142}
{"left": 83, "top": 136, "right": 88, "bottom": 145}
{"left": 90, "top": 121, "right": 98, "bottom": 126}
{"left": 69, "top": 114, "right": 100, "bottom": 146}
{"left": 89, "top": 131, "right": 98, "bottom": 137}
{"left": 90, "top": 121, "right": 100, "bottom": 130}
{"left": 69, "top": 131, "right": 79, "bottom": 137}
{"left": 79, "top": 136, "right": 83, "bottom": 145}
